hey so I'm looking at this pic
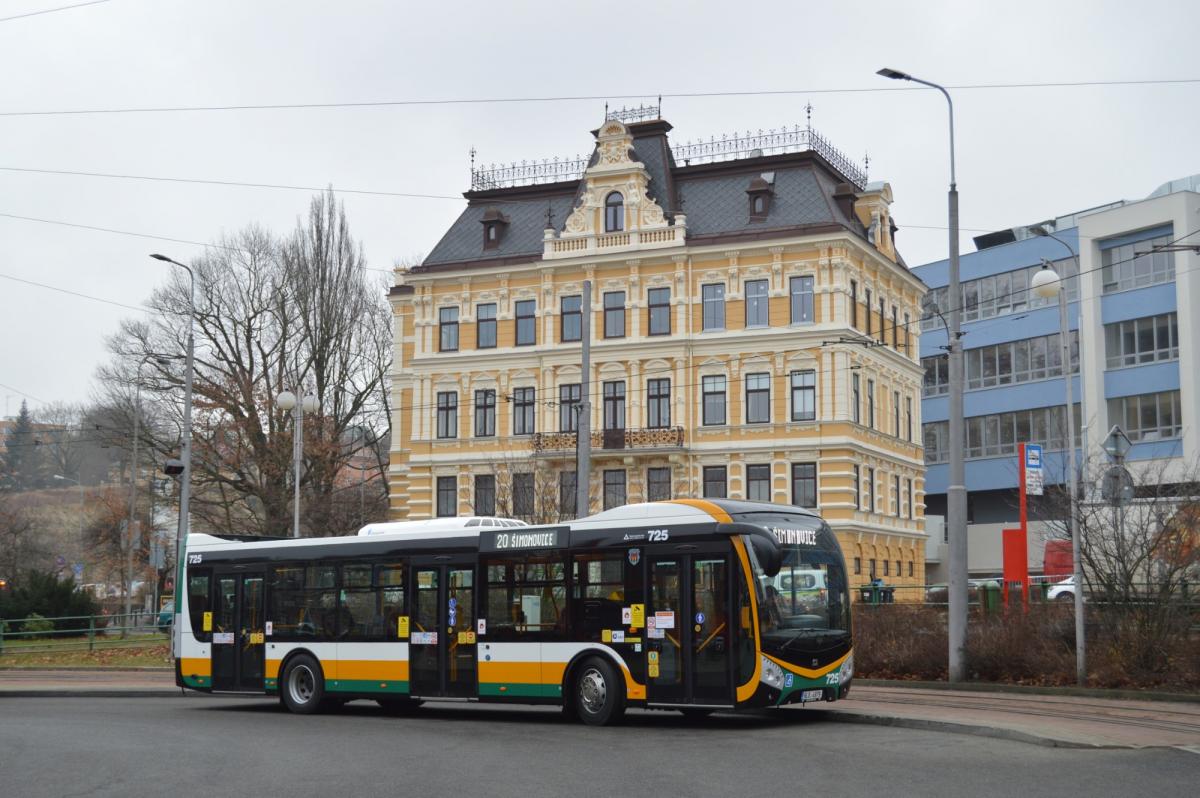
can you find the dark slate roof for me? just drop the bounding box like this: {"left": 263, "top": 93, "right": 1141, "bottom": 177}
{"left": 422, "top": 192, "right": 576, "bottom": 267}
{"left": 678, "top": 163, "right": 860, "bottom": 238}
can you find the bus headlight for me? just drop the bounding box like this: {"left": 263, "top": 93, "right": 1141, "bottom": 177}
{"left": 761, "top": 656, "right": 785, "bottom": 689}
{"left": 837, "top": 654, "right": 854, "bottom": 684}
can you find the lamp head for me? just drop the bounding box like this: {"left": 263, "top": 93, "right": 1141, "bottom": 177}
{"left": 1031, "top": 261, "right": 1062, "bottom": 299}
{"left": 149, "top": 253, "right": 171, "bottom": 262}
{"left": 301, "top": 394, "right": 320, "bottom": 414}
{"left": 276, "top": 391, "right": 297, "bottom": 411}
{"left": 876, "top": 67, "right": 911, "bottom": 81}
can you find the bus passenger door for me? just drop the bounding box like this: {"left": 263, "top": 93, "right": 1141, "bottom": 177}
{"left": 211, "top": 573, "right": 265, "bottom": 692}
{"left": 409, "top": 565, "right": 477, "bottom": 698}
{"left": 646, "top": 557, "right": 685, "bottom": 703}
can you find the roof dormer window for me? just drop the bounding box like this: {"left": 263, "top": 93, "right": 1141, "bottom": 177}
{"left": 604, "top": 192, "right": 624, "bottom": 232}
{"left": 746, "top": 173, "right": 775, "bottom": 223}
{"left": 481, "top": 207, "right": 510, "bottom": 250}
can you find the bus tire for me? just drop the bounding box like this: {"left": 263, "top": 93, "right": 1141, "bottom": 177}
{"left": 573, "top": 656, "right": 625, "bottom": 726}
{"left": 280, "top": 654, "right": 325, "bottom": 715}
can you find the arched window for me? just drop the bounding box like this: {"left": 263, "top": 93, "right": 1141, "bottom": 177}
{"left": 604, "top": 192, "right": 624, "bottom": 232}
{"left": 752, "top": 195, "right": 765, "bottom": 215}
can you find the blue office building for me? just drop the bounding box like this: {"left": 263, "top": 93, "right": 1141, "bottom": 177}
{"left": 913, "top": 176, "right": 1199, "bottom": 579}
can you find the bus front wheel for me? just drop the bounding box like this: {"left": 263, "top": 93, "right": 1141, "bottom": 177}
{"left": 280, "top": 654, "right": 325, "bottom": 715}
{"left": 573, "top": 657, "right": 625, "bottom": 726}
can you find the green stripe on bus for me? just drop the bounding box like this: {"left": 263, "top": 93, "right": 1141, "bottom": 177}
{"left": 324, "top": 679, "right": 411, "bottom": 694}
{"left": 183, "top": 675, "right": 210, "bottom": 688}
{"left": 478, "top": 683, "right": 561, "bottom": 699}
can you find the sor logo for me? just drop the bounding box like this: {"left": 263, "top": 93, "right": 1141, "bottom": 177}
{"left": 647, "top": 529, "right": 670, "bottom": 542}
{"left": 627, "top": 548, "right": 641, "bottom": 566}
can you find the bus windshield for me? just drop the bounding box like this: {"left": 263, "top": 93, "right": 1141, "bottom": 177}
{"left": 744, "top": 522, "right": 850, "bottom": 658}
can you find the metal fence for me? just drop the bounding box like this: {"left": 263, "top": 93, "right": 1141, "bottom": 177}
{"left": 0, "top": 611, "right": 169, "bottom": 655}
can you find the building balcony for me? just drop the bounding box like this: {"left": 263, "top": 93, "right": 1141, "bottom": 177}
{"left": 531, "top": 426, "right": 685, "bottom": 454}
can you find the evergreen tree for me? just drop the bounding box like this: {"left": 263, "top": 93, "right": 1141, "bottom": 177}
{"left": 2, "top": 400, "right": 44, "bottom": 490}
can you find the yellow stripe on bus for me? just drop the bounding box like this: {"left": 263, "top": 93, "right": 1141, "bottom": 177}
{"left": 667, "top": 499, "right": 733, "bottom": 524}
{"left": 731, "top": 537, "right": 762, "bottom": 702}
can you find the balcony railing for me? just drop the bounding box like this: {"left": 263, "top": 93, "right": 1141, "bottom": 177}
{"left": 531, "top": 426, "right": 685, "bottom": 453}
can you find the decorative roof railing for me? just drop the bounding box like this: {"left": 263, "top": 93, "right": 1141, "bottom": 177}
{"left": 671, "top": 125, "right": 868, "bottom": 188}
{"left": 606, "top": 102, "right": 661, "bottom": 124}
{"left": 469, "top": 124, "right": 867, "bottom": 191}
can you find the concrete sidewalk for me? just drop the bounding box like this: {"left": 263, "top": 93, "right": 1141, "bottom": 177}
{"left": 3, "top": 668, "right": 1198, "bottom": 749}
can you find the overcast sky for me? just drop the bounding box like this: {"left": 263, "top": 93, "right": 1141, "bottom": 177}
{"left": 2, "top": 0, "right": 1197, "bottom": 415}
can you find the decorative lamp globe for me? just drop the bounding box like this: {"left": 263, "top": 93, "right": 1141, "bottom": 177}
{"left": 276, "top": 391, "right": 297, "bottom": 411}
{"left": 1031, "top": 265, "right": 1061, "bottom": 299}
{"left": 301, "top": 394, "right": 320, "bottom": 414}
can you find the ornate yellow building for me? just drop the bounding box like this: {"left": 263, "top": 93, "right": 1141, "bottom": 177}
{"left": 389, "top": 111, "right": 927, "bottom": 588}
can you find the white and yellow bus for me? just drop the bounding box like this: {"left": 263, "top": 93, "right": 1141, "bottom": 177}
{"left": 174, "top": 499, "right": 852, "bottom": 725}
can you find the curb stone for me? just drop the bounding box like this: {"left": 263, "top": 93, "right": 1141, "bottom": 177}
{"left": 857, "top": 679, "right": 1200, "bottom": 704}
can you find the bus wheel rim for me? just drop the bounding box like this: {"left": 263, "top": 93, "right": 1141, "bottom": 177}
{"left": 289, "top": 666, "right": 314, "bottom": 704}
{"left": 579, "top": 667, "right": 606, "bottom": 714}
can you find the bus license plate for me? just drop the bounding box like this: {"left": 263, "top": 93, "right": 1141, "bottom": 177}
{"left": 801, "top": 689, "right": 824, "bottom": 702}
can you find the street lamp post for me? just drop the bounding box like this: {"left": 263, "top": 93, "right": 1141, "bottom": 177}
{"left": 878, "top": 67, "right": 967, "bottom": 681}
{"left": 1031, "top": 257, "right": 1085, "bottom": 685}
{"left": 276, "top": 390, "right": 319, "bottom": 538}
{"left": 149, "top": 253, "right": 196, "bottom": 652}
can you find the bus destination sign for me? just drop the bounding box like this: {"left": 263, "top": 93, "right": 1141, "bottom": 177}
{"left": 479, "top": 527, "right": 566, "bottom": 553}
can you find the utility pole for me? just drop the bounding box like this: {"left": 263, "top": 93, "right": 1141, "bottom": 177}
{"left": 576, "top": 279, "right": 592, "bottom": 518}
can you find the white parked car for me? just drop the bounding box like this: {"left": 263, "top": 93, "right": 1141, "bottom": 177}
{"left": 1047, "top": 575, "right": 1077, "bottom": 601}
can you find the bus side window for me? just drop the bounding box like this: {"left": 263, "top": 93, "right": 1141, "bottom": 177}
{"left": 571, "top": 552, "right": 625, "bottom": 643}
{"left": 376, "top": 564, "right": 406, "bottom": 640}
{"left": 484, "top": 554, "right": 566, "bottom": 641}
{"left": 187, "top": 570, "right": 211, "bottom": 642}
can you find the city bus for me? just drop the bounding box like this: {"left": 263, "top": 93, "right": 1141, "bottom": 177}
{"left": 174, "top": 499, "right": 852, "bottom": 725}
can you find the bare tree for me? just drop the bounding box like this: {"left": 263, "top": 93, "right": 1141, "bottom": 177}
{"left": 98, "top": 192, "right": 393, "bottom": 537}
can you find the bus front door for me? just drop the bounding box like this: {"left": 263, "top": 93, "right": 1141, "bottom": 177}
{"left": 646, "top": 553, "right": 733, "bottom": 707}
{"left": 409, "top": 565, "right": 477, "bottom": 698}
{"left": 210, "top": 573, "right": 265, "bottom": 692}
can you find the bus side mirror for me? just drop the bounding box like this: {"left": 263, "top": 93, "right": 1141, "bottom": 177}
{"left": 750, "top": 536, "right": 782, "bottom": 578}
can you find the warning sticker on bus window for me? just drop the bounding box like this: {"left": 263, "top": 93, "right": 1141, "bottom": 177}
{"left": 602, "top": 629, "right": 613, "bottom": 643}
{"left": 265, "top": 621, "right": 273, "bottom": 636}
{"left": 477, "top": 619, "right": 486, "bottom": 635}
{"left": 398, "top": 616, "right": 410, "bottom": 638}
{"left": 654, "top": 611, "right": 675, "bottom": 629}
{"left": 621, "top": 607, "right": 632, "bottom": 625}
{"left": 202, "top": 612, "right": 212, "bottom": 632}
{"left": 631, "top": 604, "right": 645, "bottom": 627}
{"left": 411, "top": 631, "right": 437, "bottom": 645}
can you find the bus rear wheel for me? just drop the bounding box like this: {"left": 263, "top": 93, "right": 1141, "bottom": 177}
{"left": 573, "top": 657, "right": 625, "bottom": 726}
{"left": 280, "top": 654, "right": 325, "bottom": 715}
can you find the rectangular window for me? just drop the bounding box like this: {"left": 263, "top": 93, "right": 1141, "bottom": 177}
{"left": 893, "top": 474, "right": 901, "bottom": 517}
{"left": 512, "top": 473, "right": 534, "bottom": 519}
{"left": 702, "top": 284, "right": 725, "bottom": 330}
{"left": 484, "top": 553, "right": 566, "bottom": 640}
{"left": 603, "top": 381, "right": 626, "bottom": 430}
{"left": 893, "top": 390, "right": 901, "bottom": 437}
{"left": 512, "top": 387, "right": 535, "bottom": 435}
{"left": 790, "top": 370, "right": 816, "bottom": 421}
{"left": 1104, "top": 313, "right": 1179, "bottom": 368}
{"left": 515, "top": 299, "right": 536, "bottom": 346}
{"left": 866, "top": 379, "right": 875, "bottom": 429}
{"left": 907, "top": 478, "right": 915, "bottom": 519}
{"left": 745, "top": 372, "right": 771, "bottom": 424}
{"left": 878, "top": 297, "right": 886, "bottom": 343}
{"left": 905, "top": 396, "right": 913, "bottom": 441}
{"left": 703, "top": 466, "right": 727, "bottom": 499}
{"left": 558, "top": 384, "right": 581, "bottom": 432}
{"left": 789, "top": 275, "right": 814, "bottom": 324}
{"left": 853, "top": 464, "right": 861, "bottom": 510}
{"left": 604, "top": 291, "right": 626, "bottom": 338}
{"left": 745, "top": 279, "right": 769, "bottom": 327}
{"left": 961, "top": 331, "right": 1080, "bottom": 391}
{"left": 908, "top": 561, "right": 914, "bottom": 577}
{"left": 603, "top": 469, "right": 626, "bottom": 510}
{"left": 791, "top": 463, "right": 816, "bottom": 508}
{"left": 854, "top": 557, "right": 862, "bottom": 576}
{"left": 647, "top": 287, "right": 671, "bottom": 336}
{"left": 476, "top": 303, "right": 497, "bottom": 349}
{"left": 647, "top": 378, "right": 671, "bottom": 428}
{"left": 436, "top": 391, "right": 457, "bottom": 439}
{"left": 559, "top": 471, "right": 577, "bottom": 519}
{"left": 883, "top": 560, "right": 890, "bottom": 577}
{"left": 439, "top": 307, "right": 459, "bottom": 352}
{"left": 702, "top": 375, "right": 727, "bottom": 426}
{"left": 867, "top": 467, "right": 876, "bottom": 513}
{"left": 1107, "top": 390, "right": 1182, "bottom": 441}
{"left": 892, "top": 306, "right": 899, "bottom": 349}
{"left": 864, "top": 288, "right": 872, "bottom": 336}
{"left": 436, "top": 476, "right": 456, "bottom": 517}
{"left": 474, "top": 474, "right": 495, "bottom": 516}
{"left": 922, "top": 404, "right": 1082, "bottom": 465}
{"left": 1102, "top": 233, "right": 1175, "bottom": 294}
{"left": 747, "top": 464, "right": 771, "bottom": 502}
{"left": 852, "top": 374, "right": 861, "bottom": 424}
{"left": 560, "top": 295, "right": 582, "bottom": 342}
{"left": 646, "top": 467, "right": 672, "bottom": 502}
{"left": 850, "top": 280, "right": 858, "bottom": 329}
{"left": 474, "top": 389, "right": 496, "bottom": 437}
{"left": 903, "top": 312, "right": 911, "bottom": 354}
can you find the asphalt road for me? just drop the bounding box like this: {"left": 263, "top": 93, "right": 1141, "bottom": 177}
{"left": 1, "top": 696, "right": 1196, "bottom": 798}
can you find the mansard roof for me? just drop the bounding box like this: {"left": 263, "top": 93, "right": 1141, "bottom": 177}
{"left": 416, "top": 117, "right": 885, "bottom": 273}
